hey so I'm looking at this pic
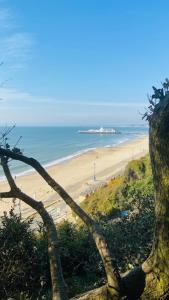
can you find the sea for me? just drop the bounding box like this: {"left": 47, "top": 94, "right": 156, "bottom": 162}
{"left": 0, "top": 125, "right": 148, "bottom": 180}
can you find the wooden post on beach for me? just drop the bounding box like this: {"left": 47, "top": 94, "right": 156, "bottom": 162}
{"left": 93, "top": 161, "right": 96, "bottom": 181}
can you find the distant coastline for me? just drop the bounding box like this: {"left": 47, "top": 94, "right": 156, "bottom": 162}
{"left": 0, "top": 133, "right": 147, "bottom": 182}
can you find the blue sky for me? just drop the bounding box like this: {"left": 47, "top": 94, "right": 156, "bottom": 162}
{"left": 0, "top": 0, "right": 169, "bottom": 126}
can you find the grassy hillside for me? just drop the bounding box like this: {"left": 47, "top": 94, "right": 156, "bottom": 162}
{"left": 80, "top": 155, "right": 153, "bottom": 219}
{"left": 67, "top": 155, "right": 155, "bottom": 296}
{"left": 80, "top": 177, "right": 123, "bottom": 219}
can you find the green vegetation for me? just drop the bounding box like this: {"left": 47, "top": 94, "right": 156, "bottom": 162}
{"left": 0, "top": 155, "right": 155, "bottom": 299}
{"left": 79, "top": 155, "right": 154, "bottom": 274}
{"left": 80, "top": 177, "right": 123, "bottom": 219}
{"left": 115, "top": 155, "right": 153, "bottom": 210}
{"left": 80, "top": 155, "right": 153, "bottom": 217}
{"left": 0, "top": 208, "right": 50, "bottom": 299}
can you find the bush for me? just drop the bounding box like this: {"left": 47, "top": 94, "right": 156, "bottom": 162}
{"left": 124, "top": 156, "right": 151, "bottom": 182}
{"left": 0, "top": 209, "right": 103, "bottom": 299}
{"left": 58, "top": 221, "right": 103, "bottom": 297}
{"left": 79, "top": 155, "right": 155, "bottom": 274}
{"left": 0, "top": 207, "right": 50, "bottom": 299}
{"left": 80, "top": 177, "right": 122, "bottom": 219}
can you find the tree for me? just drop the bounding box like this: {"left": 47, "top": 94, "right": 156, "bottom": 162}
{"left": 141, "top": 81, "right": 169, "bottom": 299}
{"left": 0, "top": 79, "right": 169, "bottom": 299}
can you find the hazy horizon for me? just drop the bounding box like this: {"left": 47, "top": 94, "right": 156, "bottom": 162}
{"left": 0, "top": 120, "right": 147, "bottom": 127}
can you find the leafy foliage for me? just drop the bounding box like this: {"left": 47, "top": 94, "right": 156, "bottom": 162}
{"left": 143, "top": 78, "right": 169, "bottom": 121}
{"left": 58, "top": 221, "right": 103, "bottom": 297}
{"left": 79, "top": 155, "right": 155, "bottom": 273}
{"left": 104, "top": 191, "right": 154, "bottom": 272}
{"left": 0, "top": 207, "right": 50, "bottom": 299}
{"left": 115, "top": 156, "right": 153, "bottom": 210}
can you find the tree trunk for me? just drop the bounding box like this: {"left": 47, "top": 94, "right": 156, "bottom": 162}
{"left": 70, "top": 285, "right": 108, "bottom": 300}
{"left": 141, "top": 95, "right": 169, "bottom": 299}
{"left": 0, "top": 159, "right": 67, "bottom": 300}
{"left": 14, "top": 191, "right": 68, "bottom": 300}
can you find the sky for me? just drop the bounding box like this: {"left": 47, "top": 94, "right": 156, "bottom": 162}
{"left": 0, "top": 0, "right": 169, "bottom": 126}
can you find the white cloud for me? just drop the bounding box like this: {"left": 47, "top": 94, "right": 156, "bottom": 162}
{"left": 60, "top": 100, "right": 147, "bottom": 108}
{"left": 0, "top": 5, "right": 33, "bottom": 71}
{"left": 0, "top": 8, "right": 11, "bottom": 29}
{"left": 0, "top": 87, "right": 52, "bottom": 104}
{"left": 0, "top": 87, "right": 147, "bottom": 108}
{"left": 0, "top": 87, "right": 147, "bottom": 125}
{"left": 1, "top": 33, "right": 33, "bottom": 61}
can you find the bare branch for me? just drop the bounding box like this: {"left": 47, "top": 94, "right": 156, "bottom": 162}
{"left": 0, "top": 147, "right": 123, "bottom": 297}
{"left": 0, "top": 125, "right": 16, "bottom": 144}
{"left": 0, "top": 156, "right": 17, "bottom": 191}
{"left": 0, "top": 191, "right": 14, "bottom": 198}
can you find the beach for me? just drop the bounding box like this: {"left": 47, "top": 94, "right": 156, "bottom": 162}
{"left": 0, "top": 135, "right": 149, "bottom": 222}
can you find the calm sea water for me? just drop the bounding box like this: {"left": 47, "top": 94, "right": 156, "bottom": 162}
{"left": 0, "top": 126, "right": 148, "bottom": 178}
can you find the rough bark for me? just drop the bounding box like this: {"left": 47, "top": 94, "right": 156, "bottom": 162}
{"left": 71, "top": 285, "right": 108, "bottom": 300}
{"left": 0, "top": 158, "right": 67, "bottom": 300}
{"left": 141, "top": 94, "right": 169, "bottom": 299}
{"left": 0, "top": 148, "right": 122, "bottom": 298}
{"left": 17, "top": 191, "right": 68, "bottom": 300}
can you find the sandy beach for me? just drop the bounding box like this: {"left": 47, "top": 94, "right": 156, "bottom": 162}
{"left": 0, "top": 135, "right": 149, "bottom": 222}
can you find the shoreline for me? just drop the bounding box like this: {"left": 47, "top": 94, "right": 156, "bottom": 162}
{"left": 0, "top": 134, "right": 149, "bottom": 222}
{"left": 0, "top": 134, "right": 146, "bottom": 182}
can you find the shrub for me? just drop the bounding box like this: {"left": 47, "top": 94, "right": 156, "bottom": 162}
{"left": 0, "top": 207, "right": 50, "bottom": 299}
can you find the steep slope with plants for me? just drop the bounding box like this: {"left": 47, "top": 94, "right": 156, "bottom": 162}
{"left": 0, "top": 155, "right": 155, "bottom": 299}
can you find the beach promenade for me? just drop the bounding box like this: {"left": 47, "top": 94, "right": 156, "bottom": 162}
{"left": 0, "top": 135, "right": 149, "bottom": 223}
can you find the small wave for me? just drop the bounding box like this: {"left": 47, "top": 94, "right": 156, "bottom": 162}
{"left": 103, "top": 138, "right": 130, "bottom": 148}
{"left": 0, "top": 147, "right": 97, "bottom": 182}
{"left": 43, "top": 147, "right": 96, "bottom": 168}
{"left": 0, "top": 134, "right": 147, "bottom": 182}
{"left": 117, "top": 138, "right": 130, "bottom": 144}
